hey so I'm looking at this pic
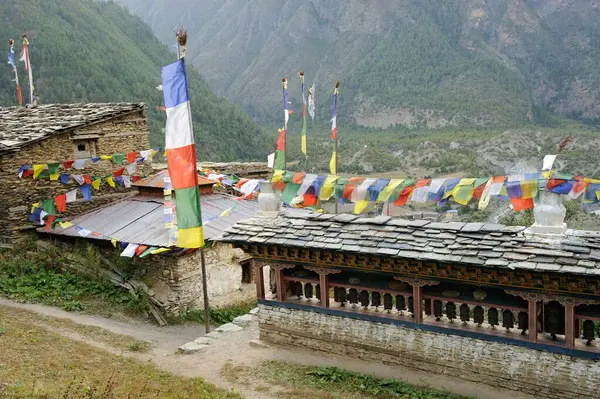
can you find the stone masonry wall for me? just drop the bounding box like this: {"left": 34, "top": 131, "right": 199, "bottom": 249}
{"left": 259, "top": 304, "right": 600, "bottom": 399}
{"left": 144, "top": 242, "right": 258, "bottom": 313}
{"left": 0, "top": 111, "right": 153, "bottom": 243}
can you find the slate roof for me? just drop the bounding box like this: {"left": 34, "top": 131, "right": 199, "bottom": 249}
{"left": 0, "top": 103, "right": 145, "bottom": 153}
{"left": 219, "top": 213, "right": 600, "bottom": 277}
{"left": 43, "top": 193, "right": 261, "bottom": 246}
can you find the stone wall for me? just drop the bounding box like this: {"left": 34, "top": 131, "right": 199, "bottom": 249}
{"left": 258, "top": 304, "right": 600, "bottom": 399}
{"left": 145, "top": 242, "right": 261, "bottom": 313}
{"left": 0, "top": 111, "right": 153, "bottom": 243}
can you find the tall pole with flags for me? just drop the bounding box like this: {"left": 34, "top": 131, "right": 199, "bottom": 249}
{"left": 300, "top": 71, "right": 308, "bottom": 171}
{"left": 18, "top": 34, "right": 33, "bottom": 104}
{"left": 7, "top": 39, "right": 22, "bottom": 106}
{"left": 161, "top": 29, "right": 210, "bottom": 332}
{"left": 274, "top": 78, "right": 288, "bottom": 170}
{"left": 330, "top": 81, "right": 340, "bottom": 213}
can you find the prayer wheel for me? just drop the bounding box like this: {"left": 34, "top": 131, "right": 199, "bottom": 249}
{"left": 502, "top": 309, "right": 514, "bottom": 331}
{"left": 433, "top": 300, "right": 443, "bottom": 321}
{"left": 359, "top": 290, "right": 370, "bottom": 308}
{"left": 460, "top": 304, "right": 470, "bottom": 324}
{"left": 474, "top": 306, "right": 484, "bottom": 326}
{"left": 518, "top": 311, "right": 528, "bottom": 335}
{"left": 396, "top": 295, "right": 406, "bottom": 313}
{"left": 338, "top": 287, "right": 347, "bottom": 305}
{"left": 315, "top": 284, "right": 321, "bottom": 300}
{"left": 544, "top": 301, "right": 564, "bottom": 340}
{"left": 348, "top": 288, "right": 358, "bottom": 306}
{"left": 408, "top": 296, "right": 414, "bottom": 315}
{"left": 583, "top": 320, "right": 595, "bottom": 346}
{"left": 333, "top": 286, "right": 340, "bottom": 302}
{"left": 488, "top": 308, "right": 499, "bottom": 327}
{"left": 304, "top": 283, "right": 313, "bottom": 299}
{"left": 383, "top": 293, "right": 393, "bottom": 312}
{"left": 371, "top": 292, "right": 381, "bottom": 310}
{"left": 446, "top": 302, "right": 456, "bottom": 321}
{"left": 294, "top": 281, "right": 303, "bottom": 299}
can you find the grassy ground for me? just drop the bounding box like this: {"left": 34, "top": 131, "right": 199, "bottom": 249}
{"left": 169, "top": 300, "right": 256, "bottom": 326}
{"left": 0, "top": 307, "right": 240, "bottom": 398}
{"left": 222, "top": 360, "right": 471, "bottom": 399}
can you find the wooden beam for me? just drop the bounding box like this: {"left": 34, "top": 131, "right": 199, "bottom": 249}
{"left": 254, "top": 263, "right": 265, "bottom": 300}
{"left": 319, "top": 273, "right": 329, "bottom": 308}
{"left": 528, "top": 300, "right": 538, "bottom": 343}
{"left": 276, "top": 268, "right": 285, "bottom": 302}
{"left": 412, "top": 285, "right": 423, "bottom": 323}
{"left": 565, "top": 304, "right": 575, "bottom": 349}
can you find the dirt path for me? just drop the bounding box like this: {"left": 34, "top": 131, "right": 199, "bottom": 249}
{"left": 0, "top": 299, "right": 533, "bottom": 399}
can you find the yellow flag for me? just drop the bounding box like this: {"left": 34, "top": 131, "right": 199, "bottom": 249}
{"left": 353, "top": 200, "right": 369, "bottom": 215}
{"left": 597, "top": 190, "right": 600, "bottom": 200}
{"left": 271, "top": 170, "right": 284, "bottom": 182}
{"left": 59, "top": 221, "right": 73, "bottom": 229}
{"left": 520, "top": 180, "right": 538, "bottom": 199}
{"left": 33, "top": 164, "right": 47, "bottom": 179}
{"left": 301, "top": 135, "right": 307, "bottom": 156}
{"left": 453, "top": 185, "right": 474, "bottom": 205}
{"left": 377, "top": 179, "right": 404, "bottom": 202}
{"left": 31, "top": 202, "right": 40, "bottom": 214}
{"left": 151, "top": 248, "right": 171, "bottom": 255}
{"left": 111, "top": 238, "right": 117, "bottom": 247}
{"left": 150, "top": 149, "right": 158, "bottom": 160}
{"left": 92, "top": 179, "right": 102, "bottom": 190}
{"left": 478, "top": 179, "right": 494, "bottom": 210}
{"left": 49, "top": 173, "right": 60, "bottom": 181}
{"left": 319, "top": 175, "right": 339, "bottom": 200}
{"left": 220, "top": 207, "right": 232, "bottom": 217}
{"left": 163, "top": 188, "right": 172, "bottom": 196}
{"left": 100, "top": 155, "right": 112, "bottom": 161}
{"left": 329, "top": 151, "right": 337, "bottom": 175}
{"left": 106, "top": 177, "right": 115, "bottom": 188}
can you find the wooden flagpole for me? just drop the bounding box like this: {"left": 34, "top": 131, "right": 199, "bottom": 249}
{"left": 176, "top": 28, "right": 210, "bottom": 333}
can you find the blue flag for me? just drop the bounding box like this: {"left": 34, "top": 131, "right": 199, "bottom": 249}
{"left": 7, "top": 48, "right": 16, "bottom": 69}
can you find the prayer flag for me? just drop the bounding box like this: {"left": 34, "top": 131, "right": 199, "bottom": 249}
{"left": 106, "top": 177, "right": 116, "bottom": 188}
{"left": 126, "top": 163, "right": 136, "bottom": 175}
{"left": 59, "top": 221, "right": 73, "bottom": 229}
{"left": 66, "top": 190, "right": 77, "bottom": 203}
{"left": 122, "top": 175, "right": 131, "bottom": 188}
{"left": 319, "top": 175, "right": 339, "bottom": 200}
{"left": 100, "top": 155, "right": 112, "bottom": 161}
{"left": 62, "top": 160, "right": 75, "bottom": 169}
{"left": 91, "top": 179, "right": 101, "bottom": 190}
{"left": 140, "top": 247, "right": 157, "bottom": 258}
{"left": 74, "top": 159, "right": 88, "bottom": 169}
{"left": 49, "top": 173, "right": 60, "bottom": 181}
{"left": 59, "top": 173, "right": 70, "bottom": 184}
{"left": 329, "top": 151, "right": 337, "bottom": 175}
{"left": 113, "top": 167, "right": 125, "bottom": 178}
{"left": 54, "top": 194, "right": 67, "bottom": 213}
{"left": 83, "top": 175, "right": 92, "bottom": 184}
{"left": 33, "top": 164, "right": 46, "bottom": 179}
{"left": 77, "top": 228, "right": 92, "bottom": 237}
{"left": 47, "top": 163, "right": 60, "bottom": 175}
{"left": 112, "top": 153, "right": 125, "bottom": 165}
{"left": 510, "top": 197, "right": 534, "bottom": 211}
{"left": 162, "top": 58, "right": 204, "bottom": 248}
{"left": 126, "top": 152, "right": 138, "bottom": 164}
{"left": 81, "top": 184, "right": 92, "bottom": 201}
{"left": 42, "top": 198, "right": 56, "bottom": 215}
{"left": 308, "top": 83, "right": 315, "bottom": 120}
{"left": 298, "top": 174, "right": 317, "bottom": 195}
{"left": 377, "top": 179, "right": 404, "bottom": 202}
{"left": 151, "top": 248, "right": 171, "bottom": 255}
{"left": 542, "top": 154, "right": 557, "bottom": 171}
{"left": 7, "top": 41, "right": 22, "bottom": 105}
{"left": 300, "top": 72, "right": 307, "bottom": 156}
{"left": 120, "top": 243, "right": 139, "bottom": 257}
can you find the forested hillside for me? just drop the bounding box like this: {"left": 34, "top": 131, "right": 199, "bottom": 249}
{"left": 118, "top": 0, "right": 600, "bottom": 128}
{"left": 0, "top": 0, "right": 269, "bottom": 161}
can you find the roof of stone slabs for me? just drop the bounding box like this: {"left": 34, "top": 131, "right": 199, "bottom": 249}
{"left": 218, "top": 212, "right": 600, "bottom": 277}
{"left": 0, "top": 103, "right": 145, "bottom": 154}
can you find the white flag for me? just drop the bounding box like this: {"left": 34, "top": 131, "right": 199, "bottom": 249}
{"left": 267, "top": 152, "right": 275, "bottom": 168}
{"left": 120, "top": 243, "right": 139, "bottom": 257}
{"left": 66, "top": 190, "right": 77, "bottom": 203}
{"left": 542, "top": 154, "right": 557, "bottom": 171}
{"left": 125, "top": 163, "right": 136, "bottom": 175}
{"left": 307, "top": 84, "right": 315, "bottom": 120}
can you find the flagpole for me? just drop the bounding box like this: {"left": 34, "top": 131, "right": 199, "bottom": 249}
{"left": 300, "top": 71, "right": 308, "bottom": 172}
{"left": 20, "top": 34, "right": 33, "bottom": 104}
{"left": 283, "top": 77, "right": 288, "bottom": 170}
{"left": 332, "top": 80, "right": 340, "bottom": 214}
{"left": 173, "top": 28, "right": 210, "bottom": 333}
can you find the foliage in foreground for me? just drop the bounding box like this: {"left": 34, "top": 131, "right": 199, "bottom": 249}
{"left": 0, "top": 245, "right": 148, "bottom": 316}
{"left": 0, "top": 315, "right": 240, "bottom": 398}
{"left": 170, "top": 300, "right": 256, "bottom": 326}
{"left": 240, "top": 360, "right": 471, "bottom": 399}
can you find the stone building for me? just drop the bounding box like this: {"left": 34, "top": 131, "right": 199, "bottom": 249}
{"left": 44, "top": 169, "right": 269, "bottom": 312}
{"left": 220, "top": 185, "right": 600, "bottom": 398}
{"left": 0, "top": 103, "right": 153, "bottom": 244}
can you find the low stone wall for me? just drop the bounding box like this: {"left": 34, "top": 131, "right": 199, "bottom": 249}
{"left": 258, "top": 303, "right": 600, "bottom": 399}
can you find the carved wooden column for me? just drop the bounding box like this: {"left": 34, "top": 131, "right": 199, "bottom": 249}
{"left": 269, "top": 262, "right": 296, "bottom": 302}
{"left": 565, "top": 304, "right": 575, "bottom": 349}
{"left": 394, "top": 277, "right": 439, "bottom": 324}
{"left": 304, "top": 266, "right": 341, "bottom": 308}
{"left": 528, "top": 300, "right": 538, "bottom": 343}
{"left": 252, "top": 260, "right": 266, "bottom": 300}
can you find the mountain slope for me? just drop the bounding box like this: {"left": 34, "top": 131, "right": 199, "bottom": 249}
{"left": 0, "top": 0, "right": 268, "bottom": 161}
{"left": 118, "top": 0, "right": 600, "bottom": 127}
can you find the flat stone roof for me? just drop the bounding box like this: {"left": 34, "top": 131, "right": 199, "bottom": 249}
{"left": 219, "top": 212, "right": 600, "bottom": 277}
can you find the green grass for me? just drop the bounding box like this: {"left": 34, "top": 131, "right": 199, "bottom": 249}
{"left": 169, "top": 300, "right": 256, "bottom": 326}
{"left": 0, "top": 246, "right": 149, "bottom": 317}
{"left": 222, "top": 360, "right": 471, "bottom": 399}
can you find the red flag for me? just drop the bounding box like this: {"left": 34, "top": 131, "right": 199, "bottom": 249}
{"left": 126, "top": 152, "right": 139, "bottom": 164}
{"left": 83, "top": 175, "right": 92, "bottom": 184}
{"left": 394, "top": 186, "right": 415, "bottom": 206}
{"left": 510, "top": 197, "right": 534, "bottom": 211}
{"left": 62, "top": 160, "right": 75, "bottom": 169}
{"left": 45, "top": 215, "right": 56, "bottom": 232}
{"left": 113, "top": 167, "right": 125, "bottom": 177}
{"left": 54, "top": 194, "right": 67, "bottom": 213}
{"left": 276, "top": 129, "right": 286, "bottom": 151}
